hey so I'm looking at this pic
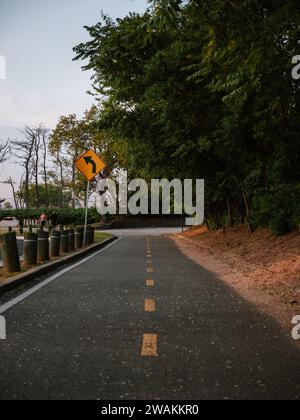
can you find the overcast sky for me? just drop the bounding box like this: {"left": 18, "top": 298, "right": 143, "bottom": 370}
{"left": 0, "top": 0, "right": 148, "bottom": 202}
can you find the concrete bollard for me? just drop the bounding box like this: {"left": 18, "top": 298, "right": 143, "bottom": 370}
{"left": 19, "top": 219, "right": 24, "bottom": 236}
{"left": 38, "top": 230, "right": 49, "bottom": 263}
{"left": 87, "top": 226, "right": 95, "bottom": 245}
{"left": 0, "top": 232, "right": 21, "bottom": 273}
{"left": 23, "top": 231, "right": 38, "bottom": 266}
{"left": 69, "top": 228, "right": 75, "bottom": 252}
{"left": 90, "top": 227, "right": 95, "bottom": 245}
{"left": 86, "top": 226, "right": 92, "bottom": 246}
{"left": 50, "top": 229, "right": 61, "bottom": 258}
{"left": 60, "top": 229, "right": 70, "bottom": 255}
{"left": 75, "top": 227, "right": 84, "bottom": 249}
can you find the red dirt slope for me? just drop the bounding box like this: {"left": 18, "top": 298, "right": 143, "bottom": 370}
{"left": 172, "top": 226, "right": 300, "bottom": 329}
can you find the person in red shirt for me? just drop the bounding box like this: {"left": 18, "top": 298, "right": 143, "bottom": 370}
{"left": 39, "top": 213, "right": 47, "bottom": 229}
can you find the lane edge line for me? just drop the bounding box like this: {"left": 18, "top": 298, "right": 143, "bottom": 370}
{"left": 0, "top": 237, "right": 122, "bottom": 315}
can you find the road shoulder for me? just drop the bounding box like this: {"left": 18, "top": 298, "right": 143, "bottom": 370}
{"left": 171, "top": 229, "right": 300, "bottom": 338}
{"left": 0, "top": 235, "right": 117, "bottom": 296}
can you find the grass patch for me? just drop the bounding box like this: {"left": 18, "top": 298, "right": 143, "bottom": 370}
{"left": 94, "top": 231, "right": 113, "bottom": 243}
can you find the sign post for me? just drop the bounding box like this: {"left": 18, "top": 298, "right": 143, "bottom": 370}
{"left": 75, "top": 150, "right": 106, "bottom": 246}
{"left": 83, "top": 180, "right": 90, "bottom": 247}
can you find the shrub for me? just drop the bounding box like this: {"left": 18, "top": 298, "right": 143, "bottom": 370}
{"left": 0, "top": 207, "right": 101, "bottom": 226}
{"left": 251, "top": 184, "right": 300, "bottom": 236}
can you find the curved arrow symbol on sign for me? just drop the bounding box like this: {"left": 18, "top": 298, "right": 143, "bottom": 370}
{"left": 84, "top": 156, "right": 97, "bottom": 174}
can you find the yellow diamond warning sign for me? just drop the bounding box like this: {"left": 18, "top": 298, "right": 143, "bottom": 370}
{"left": 75, "top": 150, "right": 106, "bottom": 182}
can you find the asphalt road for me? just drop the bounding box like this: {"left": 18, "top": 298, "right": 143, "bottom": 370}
{"left": 105, "top": 227, "right": 186, "bottom": 236}
{"left": 0, "top": 233, "right": 300, "bottom": 400}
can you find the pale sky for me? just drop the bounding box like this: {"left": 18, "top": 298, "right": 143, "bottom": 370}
{"left": 0, "top": 0, "right": 148, "bottom": 202}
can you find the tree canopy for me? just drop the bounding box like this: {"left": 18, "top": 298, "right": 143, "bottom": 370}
{"left": 73, "top": 0, "right": 300, "bottom": 235}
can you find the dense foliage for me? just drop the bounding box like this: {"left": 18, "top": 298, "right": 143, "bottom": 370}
{"left": 16, "top": 183, "right": 72, "bottom": 209}
{"left": 0, "top": 208, "right": 100, "bottom": 226}
{"left": 74, "top": 0, "right": 300, "bottom": 235}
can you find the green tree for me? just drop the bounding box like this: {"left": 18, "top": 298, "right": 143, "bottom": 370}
{"left": 16, "top": 183, "right": 72, "bottom": 209}
{"left": 74, "top": 0, "right": 300, "bottom": 234}
{"left": 49, "top": 106, "right": 127, "bottom": 206}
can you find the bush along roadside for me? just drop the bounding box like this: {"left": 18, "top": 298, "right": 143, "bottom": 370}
{"left": 0, "top": 207, "right": 100, "bottom": 228}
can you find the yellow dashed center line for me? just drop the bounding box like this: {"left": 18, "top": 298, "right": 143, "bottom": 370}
{"left": 146, "top": 279, "right": 155, "bottom": 287}
{"left": 145, "top": 298, "right": 156, "bottom": 312}
{"left": 142, "top": 239, "right": 158, "bottom": 357}
{"left": 141, "top": 334, "right": 158, "bottom": 357}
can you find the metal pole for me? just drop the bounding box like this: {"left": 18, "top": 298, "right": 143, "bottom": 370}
{"left": 83, "top": 180, "right": 90, "bottom": 246}
{"left": 181, "top": 197, "right": 184, "bottom": 233}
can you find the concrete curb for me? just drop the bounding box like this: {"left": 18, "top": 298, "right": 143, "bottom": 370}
{"left": 0, "top": 236, "right": 117, "bottom": 296}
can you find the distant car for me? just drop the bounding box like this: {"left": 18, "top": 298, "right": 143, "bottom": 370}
{"left": 0, "top": 217, "right": 19, "bottom": 229}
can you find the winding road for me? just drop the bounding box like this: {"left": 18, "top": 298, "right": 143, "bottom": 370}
{"left": 0, "top": 228, "right": 299, "bottom": 400}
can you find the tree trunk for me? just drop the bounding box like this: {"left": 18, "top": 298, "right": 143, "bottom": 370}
{"left": 242, "top": 191, "right": 254, "bottom": 233}
{"left": 226, "top": 198, "right": 234, "bottom": 227}
{"left": 25, "top": 168, "right": 30, "bottom": 208}
{"left": 42, "top": 133, "right": 49, "bottom": 208}
{"left": 57, "top": 151, "right": 64, "bottom": 207}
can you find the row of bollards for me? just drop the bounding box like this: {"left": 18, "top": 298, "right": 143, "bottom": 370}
{"left": 0, "top": 226, "right": 95, "bottom": 274}
{"left": 0, "top": 231, "right": 21, "bottom": 273}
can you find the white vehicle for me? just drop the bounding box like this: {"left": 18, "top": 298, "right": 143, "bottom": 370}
{"left": 0, "top": 217, "right": 19, "bottom": 229}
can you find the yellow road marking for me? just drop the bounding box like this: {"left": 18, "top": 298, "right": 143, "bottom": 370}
{"left": 141, "top": 334, "right": 158, "bottom": 357}
{"left": 145, "top": 299, "right": 156, "bottom": 312}
{"left": 146, "top": 280, "right": 155, "bottom": 287}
